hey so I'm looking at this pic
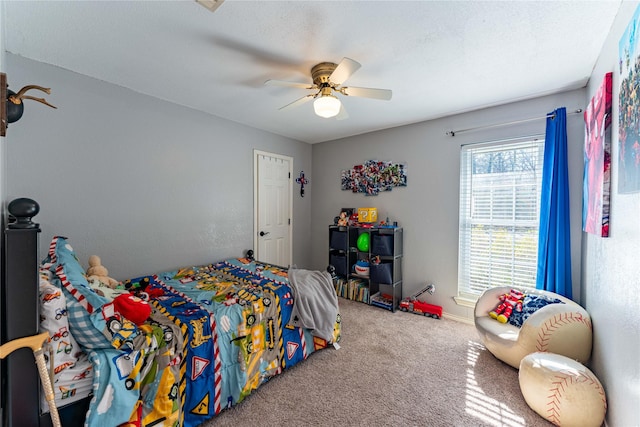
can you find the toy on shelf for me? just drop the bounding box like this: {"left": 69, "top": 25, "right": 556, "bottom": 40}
{"left": 354, "top": 260, "right": 370, "bottom": 277}
{"left": 334, "top": 208, "right": 355, "bottom": 227}
{"left": 337, "top": 211, "right": 348, "bottom": 226}
{"left": 358, "top": 207, "right": 378, "bottom": 223}
{"left": 357, "top": 232, "right": 370, "bottom": 252}
{"left": 348, "top": 212, "right": 359, "bottom": 226}
{"left": 378, "top": 217, "right": 398, "bottom": 228}
{"left": 399, "top": 283, "right": 442, "bottom": 319}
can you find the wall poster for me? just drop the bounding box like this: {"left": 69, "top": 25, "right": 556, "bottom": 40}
{"left": 341, "top": 160, "right": 407, "bottom": 196}
{"left": 583, "top": 72, "right": 612, "bottom": 237}
{"left": 618, "top": 5, "right": 640, "bottom": 194}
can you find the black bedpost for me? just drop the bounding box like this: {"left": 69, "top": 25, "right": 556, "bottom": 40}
{"left": 2, "top": 198, "right": 41, "bottom": 427}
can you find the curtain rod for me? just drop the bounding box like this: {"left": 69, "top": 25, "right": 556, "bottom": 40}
{"left": 459, "top": 133, "right": 546, "bottom": 147}
{"left": 446, "top": 108, "right": 583, "bottom": 137}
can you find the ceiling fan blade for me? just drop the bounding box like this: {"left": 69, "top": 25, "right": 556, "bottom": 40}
{"left": 336, "top": 104, "right": 349, "bottom": 121}
{"left": 342, "top": 86, "right": 392, "bottom": 101}
{"left": 279, "top": 94, "right": 315, "bottom": 110}
{"left": 265, "top": 80, "right": 316, "bottom": 90}
{"left": 329, "top": 57, "right": 361, "bottom": 85}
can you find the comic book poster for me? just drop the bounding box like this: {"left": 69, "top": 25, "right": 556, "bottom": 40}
{"left": 618, "top": 5, "right": 640, "bottom": 193}
{"left": 583, "top": 72, "right": 612, "bottom": 237}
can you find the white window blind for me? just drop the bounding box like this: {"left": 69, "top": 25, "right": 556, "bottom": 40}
{"left": 457, "top": 138, "right": 544, "bottom": 298}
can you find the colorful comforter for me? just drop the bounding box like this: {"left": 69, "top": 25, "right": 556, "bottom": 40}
{"left": 43, "top": 237, "right": 341, "bottom": 427}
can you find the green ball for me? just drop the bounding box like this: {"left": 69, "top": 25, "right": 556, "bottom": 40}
{"left": 357, "top": 232, "right": 370, "bottom": 252}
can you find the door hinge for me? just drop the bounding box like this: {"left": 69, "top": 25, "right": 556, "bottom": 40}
{"left": 288, "top": 218, "right": 291, "bottom": 225}
{"left": 288, "top": 172, "right": 291, "bottom": 179}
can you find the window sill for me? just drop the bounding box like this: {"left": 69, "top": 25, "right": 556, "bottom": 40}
{"left": 453, "top": 295, "right": 477, "bottom": 308}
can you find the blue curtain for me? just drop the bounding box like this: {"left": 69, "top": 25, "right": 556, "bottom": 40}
{"left": 536, "top": 107, "right": 572, "bottom": 298}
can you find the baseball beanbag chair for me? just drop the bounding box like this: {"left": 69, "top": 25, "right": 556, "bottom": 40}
{"left": 519, "top": 352, "right": 606, "bottom": 426}
{"left": 474, "top": 286, "right": 592, "bottom": 369}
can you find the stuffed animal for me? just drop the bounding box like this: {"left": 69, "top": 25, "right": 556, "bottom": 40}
{"left": 113, "top": 293, "right": 151, "bottom": 326}
{"left": 121, "top": 276, "right": 165, "bottom": 300}
{"left": 123, "top": 276, "right": 150, "bottom": 295}
{"left": 86, "top": 255, "right": 119, "bottom": 289}
{"left": 489, "top": 288, "right": 525, "bottom": 324}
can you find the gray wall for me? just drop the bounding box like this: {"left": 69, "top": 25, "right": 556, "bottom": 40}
{"left": 4, "top": 55, "right": 313, "bottom": 279}
{"left": 311, "top": 89, "right": 586, "bottom": 321}
{"left": 583, "top": 2, "right": 640, "bottom": 426}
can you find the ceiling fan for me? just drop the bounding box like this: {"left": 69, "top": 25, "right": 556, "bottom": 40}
{"left": 264, "top": 57, "right": 392, "bottom": 119}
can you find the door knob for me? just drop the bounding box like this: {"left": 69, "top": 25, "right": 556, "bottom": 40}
{"left": 259, "top": 231, "right": 270, "bottom": 236}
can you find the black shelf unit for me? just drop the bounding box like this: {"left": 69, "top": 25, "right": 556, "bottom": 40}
{"left": 328, "top": 225, "right": 358, "bottom": 279}
{"left": 329, "top": 225, "right": 403, "bottom": 311}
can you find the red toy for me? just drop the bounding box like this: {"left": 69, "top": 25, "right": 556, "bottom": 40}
{"left": 399, "top": 284, "right": 442, "bottom": 319}
{"left": 489, "top": 288, "right": 524, "bottom": 324}
{"left": 113, "top": 293, "right": 151, "bottom": 326}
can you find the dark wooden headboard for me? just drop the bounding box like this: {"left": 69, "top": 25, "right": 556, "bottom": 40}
{"left": 1, "top": 198, "right": 89, "bottom": 427}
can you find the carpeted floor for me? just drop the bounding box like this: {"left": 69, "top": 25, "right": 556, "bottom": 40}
{"left": 202, "top": 298, "right": 553, "bottom": 426}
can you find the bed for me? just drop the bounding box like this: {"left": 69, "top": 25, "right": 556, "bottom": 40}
{"left": 1, "top": 205, "right": 341, "bottom": 427}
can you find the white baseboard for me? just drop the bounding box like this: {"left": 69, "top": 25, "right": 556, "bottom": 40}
{"left": 443, "top": 312, "right": 474, "bottom": 325}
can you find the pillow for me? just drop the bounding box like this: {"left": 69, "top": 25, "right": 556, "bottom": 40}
{"left": 40, "top": 352, "right": 93, "bottom": 412}
{"left": 46, "top": 236, "right": 142, "bottom": 351}
{"left": 46, "top": 236, "right": 106, "bottom": 308}
{"left": 509, "top": 294, "right": 564, "bottom": 328}
{"left": 45, "top": 237, "right": 112, "bottom": 349}
{"left": 39, "top": 268, "right": 83, "bottom": 368}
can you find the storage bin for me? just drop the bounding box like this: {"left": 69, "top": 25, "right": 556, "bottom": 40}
{"left": 370, "top": 262, "right": 393, "bottom": 284}
{"left": 329, "top": 253, "right": 348, "bottom": 277}
{"left": 372, "top": 234, "right": 393, "bottom": 256}
{"left": 330, "top": 229, "right": 348, "bottom": 250}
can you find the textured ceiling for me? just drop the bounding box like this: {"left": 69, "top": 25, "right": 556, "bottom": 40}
{"left": 3, "top": 0, "right": 622, "bottom": 143}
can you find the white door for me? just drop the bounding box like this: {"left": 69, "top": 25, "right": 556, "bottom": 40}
{"left": 254, "top": 150, "right": 292, "bottom": 267}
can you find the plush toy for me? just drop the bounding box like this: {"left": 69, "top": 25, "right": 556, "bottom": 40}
{"left": 123, "top": 276, "right": 150, "bottom": 295}
{"left": 122, "top": 276, "right": 165, "bottom": 301}
{"left": 337, "top": 211, "right": 348, "bottom": 226}
{"left": 489, "top": 288, "right": 525, "bottom": 324}
{"left": 113, "top": 293, "right": 151, "bottom": 326}
{"left": 86, "top": 255, "right": 119, "bottom": 289}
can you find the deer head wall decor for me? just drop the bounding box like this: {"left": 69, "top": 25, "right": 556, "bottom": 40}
{"left": 1, "top": 73, "right": 56, "bottom": 137}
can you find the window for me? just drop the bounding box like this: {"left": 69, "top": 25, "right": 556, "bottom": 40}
{"left": 457, "top": 138, "right": 544, "bottom": 299}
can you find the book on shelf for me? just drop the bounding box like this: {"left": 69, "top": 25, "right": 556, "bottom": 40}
{"left": 334, "top": 277, "right": 369, "bottom": 303}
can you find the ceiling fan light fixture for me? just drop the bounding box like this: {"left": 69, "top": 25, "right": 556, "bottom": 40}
{"left": 313, "top": 95, "right": 341, "bottom": 118}
{"left": 195, "top": 0, "right": 225, "bottom": 13}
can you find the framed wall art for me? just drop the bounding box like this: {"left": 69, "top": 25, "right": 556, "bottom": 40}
{"left": 341, "top": 160, "right": 407, "bottom": 196}
{"left": 583, "top": 72, "right": 612, "bottom": 237}
{"left": 618, "top": 5, "right": 640, "bottom": 194}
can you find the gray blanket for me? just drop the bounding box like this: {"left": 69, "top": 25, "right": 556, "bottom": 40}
{"left": 288, "top": 268, "right": 339, "bottom": 342}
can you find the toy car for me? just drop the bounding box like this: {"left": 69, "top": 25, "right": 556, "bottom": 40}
{"left": 399, "top": 299, "right": 442, "bottom": 319}
{"left": 398, "top": 284, "right": 442, "bottom": 319}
